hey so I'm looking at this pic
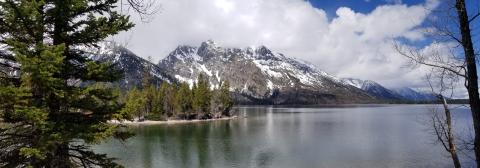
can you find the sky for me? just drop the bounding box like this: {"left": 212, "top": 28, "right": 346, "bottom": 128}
{"left": 113, "top": 0, "right": 470, "bottom": 97}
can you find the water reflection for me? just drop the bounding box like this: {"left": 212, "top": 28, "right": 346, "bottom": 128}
{"left": 94, "top": 105, "right": 474, "bottom": 168}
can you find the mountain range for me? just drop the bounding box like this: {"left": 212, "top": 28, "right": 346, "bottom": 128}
{"left": 341, "top": 78, "right": 436, "bottom": 102}
{"left": 158, "top": 40, "right": 375, "bottom": 104}
{"left": 1, "top": 40, "right": 437, "bottom": 104}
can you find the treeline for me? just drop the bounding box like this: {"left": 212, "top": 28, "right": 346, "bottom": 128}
{"left": 381, "top": 99, "right": 469, "bottom": 104}
{"left": 120, "top": 73, "right": 234, "bottom": 121}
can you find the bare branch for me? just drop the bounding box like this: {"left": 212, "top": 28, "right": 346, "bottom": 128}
{"left": 469, "top": 12, "right": 480, "bottom": 23}
{"left": 121, "top": 0, "right": 161, "bottom": 23}
{"left": 394, "top": 42, "right": 467, "bottom": 78}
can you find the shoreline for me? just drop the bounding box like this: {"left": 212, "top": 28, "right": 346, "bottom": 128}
{"left": 110, "top": 116, "right": 239, "bottom": 125}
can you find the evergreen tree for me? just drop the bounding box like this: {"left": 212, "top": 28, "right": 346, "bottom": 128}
{"left": 148, "top": 82, "right": 168, "bottom": 120}
{"left": 210, "top": 85, "right": 222, "bottom": 117}
{"left": 164, "top": 84, "right": 178, "bottom": 117}
{"left": 142, "top": 85, "right": 155, "bottom": 120}
{"left": 175, "top": 82, "right": 192, "bottom": 119}
{"left": 193, "top": 74, "right": 211, "bottom": 119}
{"left": 0, "top": 0, "right": 134, "bottom": 167}
{"left": 158, "top": 82, "right": 177, "bottom": 118}
{"left": 121, "top": 87, "right": 146, "bottom": 120}
{"left": 219, "top": 80, "right": 234, "bottom": 116}
{"left": 141, "top": 56, "right": 154, "bottom": 89}
{"left": 141, "top": 56, "right": 154, "bottom": 119}
{"left": 157, "top": 82, "right": 169, "bottom": 118}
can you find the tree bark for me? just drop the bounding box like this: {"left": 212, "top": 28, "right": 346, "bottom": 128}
{"left": 442, "top": 95, "right": 462, "bottom": 168}
{"left": 455, "top": 0, "right": 480, "bottom": 167}
{"left": 49, "top": 142, "right": 70, "bottom": 168}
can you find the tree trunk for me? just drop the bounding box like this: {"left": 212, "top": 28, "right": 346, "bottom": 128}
{"left": 49, "top": 142, "right": 70, "bottom": 168}
{"left": 455, "top": 0, "right": 480, "bottom": 167}
{"left": 442, "top": 95, "right": 461, "bottom": 168}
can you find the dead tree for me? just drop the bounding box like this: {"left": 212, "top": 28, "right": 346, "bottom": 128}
{"left": 426, "top": 72, "right": 462, "bottom": 168}
{"left": 395, "top": 0, "right": 479, "bottom": 166}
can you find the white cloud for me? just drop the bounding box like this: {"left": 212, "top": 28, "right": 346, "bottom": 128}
{"left": 113, "top": 0, "right": 455, "bottom": 93}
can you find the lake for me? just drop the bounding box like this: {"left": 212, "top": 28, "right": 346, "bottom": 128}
{"left": 94, "top": 105, "right": 475, "bottom": 168}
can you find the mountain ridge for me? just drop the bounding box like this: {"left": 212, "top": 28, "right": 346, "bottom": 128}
{"left": 159, "top": 40, "right": 376, "bottom": 104}
{"left": 76, "top": 41, "right": 175, "bottom": 88}
{"left": 341, "top": 78, "right": 437, "bottom": 101}
{"left": 0, "top": 40, "right": 437, "bottom": 104}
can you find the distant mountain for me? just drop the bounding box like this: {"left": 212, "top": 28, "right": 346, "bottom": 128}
{"left": 76, "top": 42, "right": 175, "bottom": 88}
{"left": 341, "top": 77, "right": 437, "bottom": 102}
{"left": 0, "top": 41, "right": 437, "bottom": 104}
{"left": 390, "top": 87, "right": 437, "bottom": 101}
{"left": 341, "top": 78, "right": 403, "bottom": 100}
{"left": 158, "top": 40, "right": 375, "bottom": 104}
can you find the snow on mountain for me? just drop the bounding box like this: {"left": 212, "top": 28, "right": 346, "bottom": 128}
{"left": 159, "top": 40, "right": 374, "bottom": 104}
{"left": 75, "top": 41, "right": 174, "bottom": 88}
{"left": 390, "top": 87, "right": 437, "bottom": 101}
{"left": 341, "top": 78, "right": 403, "bottom": 100}
{"left": 341, "top": 78, "right": 438, "bottom": 101}
{"left": 341, "top": 78, "right": 364, "bottom": 89}
{"left": 0, "top": 40, "right": 437, "bottom": 104}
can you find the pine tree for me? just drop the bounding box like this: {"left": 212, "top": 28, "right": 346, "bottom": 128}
{"left": 159, "top": 82, "right": 177, "bottom": 118}
{"left": 193, "top": 74, "right": 211, "bottom": 119}
{"left": 175, "top": 82, "right": 192, "bottom": 119}
{"left": 219, "top": 80, "right": 234, "bottom": 116}
{"left": 142, "top": 85, "right": 155, "bottom": 120}
{"left": 141, "top": 56, "right": 154, "bottom": 120}
{"left": 165, "top": 84, "right": 178, "bottom": 117}
{"left": 141, "top": 56, "right": 154, "bottom": 89}
{"left": 121, "top": 87, "right": 146, "bottom": 120}
{"left": 210, "top": 85, "right": 222, "bottom": 118}
{"left": 0, "top": 0, "right": 134, "bottom": 167}
{"left": 148, "top": 82, "right": 167, "bottom": 120}
{"left": 157, "top": 82, "right": 169, "bottom": 118}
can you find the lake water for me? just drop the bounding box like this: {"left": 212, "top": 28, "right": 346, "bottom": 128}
{"left": 94, "top": 105, "right": 475, "bottom": 168}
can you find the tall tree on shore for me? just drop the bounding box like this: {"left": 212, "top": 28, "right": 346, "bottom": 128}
{"left": 121, "top": 87, "right": 146, "bottom": 120}
{"left": 210, "top": 84, "right": 222, "bottom": 117}
{"left": 175, "top": 82, "right": 192, "bottom": 119}
{"left": 162, "top": 83, "right": 177, "bottom": 117}
{"left": 0, "top": 0, "right": 137, "bottom": 167}
{"left": 219, "top": 80, "right": 234, "bottom": 116}
{"left": 193, "top": 74, "right": 211, "bottom": 119}
{"left": 396, "top": 0, "right": 479, "bottom": 166}
{"left": 141, "top": 56, "right": 155, "bottom": 120}
{"left": 152, "top": 82, "right": 169, "bottom": 119}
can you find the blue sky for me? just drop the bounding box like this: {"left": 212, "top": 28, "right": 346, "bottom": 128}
{"left": 307, "top": 0, "right": 426, "bottom": 18}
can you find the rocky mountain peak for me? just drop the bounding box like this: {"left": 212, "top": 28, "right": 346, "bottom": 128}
{"left": 204, "top": 39, "right": 217, "bottom": 46}
{"left": 159, "top": 40, "right": 375, "bottom": 104}
{"left": 75, "top": 41, "right": 174, "bottom": 88}
{"left": 197, "top": 40, "right": 222, "bottom": 57}
{"left": 251, "top": 45, "right": 280, "bottom": 61}
{"left": 255, "top": 45, "right": 273, "bottom": 56}
{"left": 172, "top": 45, "right": 197, "bottom": 56}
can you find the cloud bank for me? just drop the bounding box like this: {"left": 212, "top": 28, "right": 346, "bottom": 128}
{"left": 115, "top": 0, "right": 447, "bottom": 90}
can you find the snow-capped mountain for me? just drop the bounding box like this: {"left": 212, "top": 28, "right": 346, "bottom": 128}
{"left": 0, "top": 40, "right": 438, "bottom": 104}
{"left": 0, "top": 41, "right": 174, "bottom": 89}
{"left": 159, "top": 40, "right": 375, "bottom": 104}
{"left": 76, "top": 41, "right": 174, "bottom": 88}
{"left": 390, "top": 87, "right": 437, "bottom": 101}
{"left": 341, "top": 78, "right": 437, "bottom": 101}
{"left": 341, "top": 78, "right": 403, "bottom": 100}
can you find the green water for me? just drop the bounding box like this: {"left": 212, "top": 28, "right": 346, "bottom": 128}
{"left": 94, "top": 105, "right": 474, "bottom": 168}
